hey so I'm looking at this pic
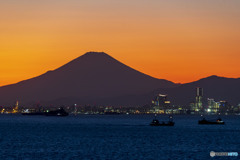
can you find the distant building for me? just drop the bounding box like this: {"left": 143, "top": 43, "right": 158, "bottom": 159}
{"left": 152, "top": 94, "right": 170, "bottom": 113}
{"left": 197, "top": 87, "right": 203, "bottom": 97}
{"left": 207, "top": 98, "right": 220, "bottom": 113}
{"left": 194, "top": 87, "right": 204, "bottom": 112}
{"left": 12, "top": 100, "right": 19, "bottom": 113}
{"left": 219, "top": 101, "right": 228, "bottom": 113}
{"left": 219, "top": 101, "right": 237, "bottom": 114}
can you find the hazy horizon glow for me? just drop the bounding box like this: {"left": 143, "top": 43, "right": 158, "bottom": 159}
{"left": 1, "top": 0, "right": 240, "bottom": 86}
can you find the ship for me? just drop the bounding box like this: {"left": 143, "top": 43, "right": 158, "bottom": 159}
{"left": 22, "top": 109, "right": 45, "bottom": 116}
{"left": 45, "top": 108, "right": 69, "bottom": 117}
{"left": 22, "top": 112, "right": 45, "bottom": 116}
{"left": 150, "top": 114, "right": 175, "bottom": 126}
{"left": 198, "top": 117, "right": 225, "bottom": 125}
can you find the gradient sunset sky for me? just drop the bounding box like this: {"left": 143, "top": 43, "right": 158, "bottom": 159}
{"left": 0, "top": 0, "right": 240, "bottom": 86}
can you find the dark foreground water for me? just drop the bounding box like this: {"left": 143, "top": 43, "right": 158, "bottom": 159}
{"left": 0, "top": 114, "right": 239, "bottom": 160}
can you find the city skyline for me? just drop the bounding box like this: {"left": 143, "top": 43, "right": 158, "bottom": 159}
{"left": 1, "top": 0, "right": 240, "bottom": 86}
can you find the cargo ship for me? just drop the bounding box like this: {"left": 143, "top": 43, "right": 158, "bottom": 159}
{"left": 198, "top": 117, "right": 224, "bottom": 125}
{"left": 45, "top": 108, "right": 69, "bottom": 116}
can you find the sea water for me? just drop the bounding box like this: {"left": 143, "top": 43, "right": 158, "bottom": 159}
{"left": 0, "top": 114, "right": 239, "bottom": 160}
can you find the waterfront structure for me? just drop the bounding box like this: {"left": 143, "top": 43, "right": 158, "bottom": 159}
{"left": 194, "top": 87, "right": 204, "bottom": 112}
{"left": 207, "top": 98, "right": 220, "bottom": 114}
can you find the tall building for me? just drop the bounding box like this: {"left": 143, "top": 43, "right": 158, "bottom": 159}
{"left": 195, "top": 87, "right": 203, "bottom": 112}
{"left": 197, "top": 87, "right": 203, "bottom": 97}
{"left": 152, "top": 94, "right": 167, "bottom": 106}
{"left": 152, "top": 94, "right": 170, "bottom": 113}
{"left": 12, "top": 100, "right": 19, "bottom": 113}
{"left": 15, "top": 100, "right": 19, "bottom": 109}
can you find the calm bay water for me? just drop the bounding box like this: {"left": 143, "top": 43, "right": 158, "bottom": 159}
{"left": 0, "top": 114, "right": 239, "bottom": 160}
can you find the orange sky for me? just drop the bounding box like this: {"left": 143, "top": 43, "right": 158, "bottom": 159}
{"left": 0, "top": 0, "right": 240, "bottom": 86}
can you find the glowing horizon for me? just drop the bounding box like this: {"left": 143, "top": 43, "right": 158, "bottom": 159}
{"left": 1, "top": 0, "right": 240, "bottom": 86}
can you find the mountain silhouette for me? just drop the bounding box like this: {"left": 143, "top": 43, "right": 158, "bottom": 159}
{"left": 0, "top": 52, "right": 176, "bottom": 106}
{"left": 157, "top": 75, "right": 240, "bottom": 106}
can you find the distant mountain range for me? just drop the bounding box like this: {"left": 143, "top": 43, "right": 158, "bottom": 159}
{"left": 0, "top": 52, "right": 239, "bottom": 106}
{"left": 156, "top": 75, "right": 240, "bottom": 106}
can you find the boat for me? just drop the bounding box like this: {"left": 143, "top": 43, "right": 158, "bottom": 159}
{"left": 45, "top": 108, "right": 69, "bottom": 117}
{"left": 150, "top": 114, "right": 175, "bottom": 126}
{"left": 22, "top": 112, "right": 45, "bottom": 116}
{"left": 22, "top": 109, "right": 45, "bottom": 116}
{"left": 198, "top": 117, "right": 225, "bottom": 125}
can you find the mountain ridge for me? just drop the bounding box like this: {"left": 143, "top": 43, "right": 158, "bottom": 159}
{"left": 156, "top": 75, "right": 240, "bottom": 106}
{"left": 0, "top": 52, "right": 239, "bottom": 106}
{"left": 0, "top": 52, "right": 176, "bottom": 106}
